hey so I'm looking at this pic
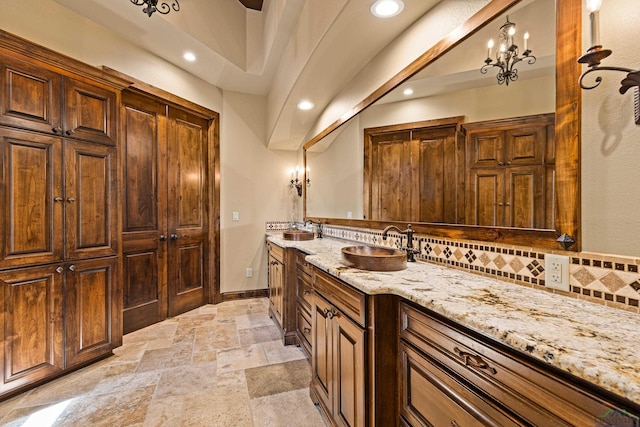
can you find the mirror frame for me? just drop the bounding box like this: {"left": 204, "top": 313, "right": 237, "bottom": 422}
{"left": 303, "top": 0, "right": 581, "bottom": 252}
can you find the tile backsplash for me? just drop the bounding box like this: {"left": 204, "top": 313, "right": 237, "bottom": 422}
{"left": 266, "top": 221, "right": 640, "bottom": 314}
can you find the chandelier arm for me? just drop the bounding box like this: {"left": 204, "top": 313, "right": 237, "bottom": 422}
{"left": 480, "top": 63, "right": 499, "bottom": 75}
{"left": 130, "top": 0, "right": 146, "bottom": 4}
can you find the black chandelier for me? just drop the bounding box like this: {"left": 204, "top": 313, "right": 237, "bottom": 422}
{"left": 131, "top": 0, "right": 180, "bottom": 17}
{"left": 481, "top": 16, "right": 536, "bottom": 86}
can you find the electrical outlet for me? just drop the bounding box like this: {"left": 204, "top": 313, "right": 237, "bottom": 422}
{"left": 232, "top": 211, "right": 239, "bottom": 221}
{"left": 347, "top": 211, "right": 353, "bottom": 219}
{"left": 245, "top": 268, "right": 253, "bottom": 278}
{"left": 545, "top": 254, "right": 570, "bottom": 292}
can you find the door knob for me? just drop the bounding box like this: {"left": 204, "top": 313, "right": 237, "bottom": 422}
{"left": 65, "top": 129, "right": 75, "bottom": 136}
{"left": 159, "top": 235, "right": 168, "bottom": 242}
{"left": 55, "top": 266, "right": 64, "bottom": 274}
{"left": 54, "top": 197, "right": 64, "bottom": 202}
{"left": 68, "top": 265, "right": 76, "bottom": 272}
{"left": 67, "top": 197, "right": 76, "bottom": 203}
{"left": 52, "top": 126, "right": 63, "bottom": 134}
{"left": 170, "top": 234, "right": 179, "bottom": 240}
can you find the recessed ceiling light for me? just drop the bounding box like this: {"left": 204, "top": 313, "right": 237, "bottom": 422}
{"left": 370, "top": 0, "right": 404, "bottom": 18}
{"left": 297, "top": 100, "right": 315, "bottom": 111}
{"left": 403, "top": 88, "right": 414, "bottom": 96}
{"left": 183, "top": 52, "right": 196, "bottom": 62}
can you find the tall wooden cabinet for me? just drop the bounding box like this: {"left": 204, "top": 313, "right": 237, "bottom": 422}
{"left": 120, "top": 89, "right": 214, "bottom": 333}
{"left": 464, "top": 114, "right": 555, "bottom": 229}
{"left": 0, "top": 31, "right": 127, "bottom": 398}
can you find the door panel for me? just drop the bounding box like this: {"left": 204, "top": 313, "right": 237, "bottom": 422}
{"left": 506, "top": 166, "right": 545, "bottom": 229}
{"left": 0, "top": 264, "right": 64, "bottom": 393}
{"left": 167, "top": 107, "right": 208, "bottom": 316}
{"left": 312, "top": 294, "right": 333, "bottom": 414}
{"left": 121, "top": 93, "right": 168, "bottom": 333}
{"left": 64, "top": 140, "right": 118, "bottom": 260}
{"left": 468, "top": 131, "right": 504, "bottom": 168}
{"left": 0, "top": 129, "right": 63, "bottom": 268}
{"left": 370, "top": 132, "right": 411, "bottom": 221}
{"left": 65, "top": 257, "right": 118, "bottom": 367}
{"left": 0, "top": 54, "right": 62, "bottom": 134}
{"left": 64, "top": 78, "right": 117, "bottom": 146}
{"left": 467, "top": 169, "right": 504, "bottom": 227}
{"left": 505, "top": 126, "right": 545, "bottom": 166}
{"left": 334, "top": 312, "right": 366, "bottom": 427}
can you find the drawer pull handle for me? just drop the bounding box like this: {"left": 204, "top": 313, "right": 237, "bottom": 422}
{"left": 303, "top": 327, "right": 311, "bottom": 334}
{"left": 323, "top": 308, "right": 338, "bottom": 319}
{"left": 451, "top": 421, "right": 460, "bottom": 427}
{"left": 454, "top": 347, "right": 497, "bottom": 375}
{"left": 303, "top": 290, "right": 311, "bottom": 295}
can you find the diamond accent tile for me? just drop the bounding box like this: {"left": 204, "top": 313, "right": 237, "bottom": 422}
{"left": 574, "top": 268, "right": 597, "bottom": 287}
{"left": 443, "top": 247, "right": 452, "bottom": 259}
{"left": 527, "top": 260, "right": 544, "bottom": 276}
{"left": 465, "top": 250, "right": 476, "bottom": 263}
{"left": 493, "top": 255, "right": 507, "bottom": 269}
{"left": 509, "top": 258, "right": 525, "bottom": 273}
{"left": 598, "top": 272, "right": 629, "bottom": 293}
{"left": 453, "top": 249, "right": 464, "bottom": 261}
{"left": 479, "top": 253, "right": 491, "bottom": 266}
{"left": 434, "top": 246, "right": 442, "bottom": 256}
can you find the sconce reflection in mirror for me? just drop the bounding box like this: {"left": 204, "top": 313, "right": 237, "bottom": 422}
{"left": 289, "top": 167, "right": 311, "bottom": 197}
{"left": 578, "top": 0, "right": 640, "bottom": 125}
{"left": 481, "top": 16, "right": 535, "bottom": 85}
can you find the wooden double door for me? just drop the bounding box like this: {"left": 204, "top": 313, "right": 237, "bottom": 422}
{"left": 121, "top": 91, "right": 210, "bottom": 333}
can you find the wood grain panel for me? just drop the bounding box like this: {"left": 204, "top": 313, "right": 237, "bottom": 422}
{"left": 176, "top": 119, "right": 203, "bottom": 227}
{"left": 0, "top": 265, "right": 63, "bottom": 392}
{"left": 507, "top": 166, "right": 545, "bottom": 229}
{"left": 370, "top": 132, "right": 411, "bottom": 221}
{"left": 0, "top": 129, "right": 63, "bottom": 268}
{"left": 334, "top": 312, "right": 365, "bottom": 427}
{"left": 468, "top": 169, "right": 502, "bottom": 227}
{"left": 505, "top": 126, "right": 545, "bottom": 165}
{"left": 0, "top": 54, "right": 62, "bottom": 134}
{"left": 64, "top": 78, "right": 116, "bottom": 146}
{"left": 312, "top": 294, "right": 333, "bottom": 413}
{"left": 123, "top": 251, "right": 159, "bottom": 309}
{"left": 64, "top": 141, "right": 118, "bottom": 260}
{"left": 65, "top": 258, "right": 117, "bottom": 367}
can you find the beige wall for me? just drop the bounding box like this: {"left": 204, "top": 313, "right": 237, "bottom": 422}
{"left": 581, "top": 0, "right": 640, "bottom": 257}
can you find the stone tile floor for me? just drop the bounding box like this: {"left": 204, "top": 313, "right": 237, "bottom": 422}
{"left": 0, "top": 298, "right": 328, "bottom": 426}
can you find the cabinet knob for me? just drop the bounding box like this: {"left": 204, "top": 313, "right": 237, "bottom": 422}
{"left": 303, "top": 327, "right": 311, "bottom": 334}
{"left": 506, "top": 202, "right": 511, "bottom": 206}
{"left": 52, "top": 126, "right": 63, "bottom": 134}
{"left": 54, "top": 197, "right": 64, "bottom": 202}
{"left": 55, "top": 266, "right": 64, "bottom": 274}
{"left": 453, "top": 346, "right": 497, "bottom": 375}
{"left": 68, "top": 265, "right": 76, "bottom": 272}
{"left": 65, "top": 129, "right": 75, "bottom": 136}
{"left": 159, "top": 235, "right": 168, "bottom": 242}
{"left": 506, "top": 161, "right": 512, "bottom": 165}
{"left": 67, "top": 197, "right": 76, "bottom": 203}
{"left": 170, "top": 234, "right": 179, "bottom": 240}
{"left": 303, "top": 290, "right": 311, "bottom": 296}
{"left": 498, "top": 202, "right": 504, "bottom": 206}
{"left": 498, "top": 162, "right": 505, "bottom": 166}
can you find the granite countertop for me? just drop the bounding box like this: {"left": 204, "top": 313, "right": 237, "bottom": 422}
{"left": 266, "top": 234, "right": 640, "bottom": 404}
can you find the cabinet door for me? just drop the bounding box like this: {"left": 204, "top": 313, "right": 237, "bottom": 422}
{"left": 0, "top": 264, "right": 64, "bottom": 394}
{"left": 65, "top": 257, "right": 118, "bottom": 367}
{"left": 0, "top": 54, "right": 63, "bottom": 135}
{"left": 268, "top": 255, "right": 284, "bottom": 326}
{"left": 505, "top": 165, "right": 545, "bottom": 229}
{"left": 166, "top": 107, "right": 208, "bottom": 316}
{"left": 0, "top": 128, "right": 63, "bottom": 268}
{"left": 63, "top": 78, "right": 117, "bottom": 146}
{"left": 332, "top": 309, "right": 366, "bottom": 427}
{"left": 504, "top": 125, "right": 545, "bottom": 166}
{"left": 467, "top": 130, "right": 504, "bottom": 168}
{"left": 312, "top": 294, "right": 334, "bottom": 414}
{"left": 466, "top": 168, "right": 504, "bottom": 227}
{"left": 64, "top": 140, "right": 118, "bottom": 260}
{"left": 121, "top": 92, "right": 168, "bottom": 334}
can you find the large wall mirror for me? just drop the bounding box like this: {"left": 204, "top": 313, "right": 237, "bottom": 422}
{"left": 304, "top": 0, "right": 580, "bottom": 251}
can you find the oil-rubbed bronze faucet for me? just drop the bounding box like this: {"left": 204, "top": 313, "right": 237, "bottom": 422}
{"left": 382, "top": 224, "right": 419, "bottom": 262}
{"left": 304, "top": 220, "right": 323, "bottom": 239}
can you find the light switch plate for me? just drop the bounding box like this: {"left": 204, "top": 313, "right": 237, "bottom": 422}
{"left": 545, "top": 254, "right": 570, "bottom": 292}
{"left": 232, "top": 211, "right": 239, "bottom": 221}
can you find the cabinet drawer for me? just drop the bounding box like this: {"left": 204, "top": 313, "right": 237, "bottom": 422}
{"left": 314, "top": 268, "right": 365, "bottom": 327}
{"left": 400, "top": 303, "right": 638, "bottom": 426}
{"left": 266, "top": 241, "right": 284, "bottom": 263}
{"left": 400, "top": 342, "right": 521, "bottom": 427}
{"left": 297, "top": 307, "right": 312, "bottom": 351}
{"left": 296, "top": 250, "right": 313, "bottom": 276}
{"left": 297, "top": 272, "right": 313, "bottom": 313}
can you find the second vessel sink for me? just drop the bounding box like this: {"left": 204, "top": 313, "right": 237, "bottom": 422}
{"left": 341, "top": 245, "right": 407, "bottom": 271}
{"left": 282, "top": 229, "right": 315, "bottom": 241}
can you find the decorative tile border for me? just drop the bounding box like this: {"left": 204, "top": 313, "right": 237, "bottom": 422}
{"left": 267, "top": 221, "right": 640, "bottom": 313}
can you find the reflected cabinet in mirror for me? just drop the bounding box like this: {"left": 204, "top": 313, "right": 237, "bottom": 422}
{"left": 304, "top": 0, "right": 580, "bottom": 251}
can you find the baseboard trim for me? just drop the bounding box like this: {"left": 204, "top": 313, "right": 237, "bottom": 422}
{"left": 221, "top": 289, "right": 269, "bottom": 302}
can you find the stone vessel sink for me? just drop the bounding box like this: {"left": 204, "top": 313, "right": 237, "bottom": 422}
{"left": 341, "top": 245, "right": 407, "bottom": 271}
{"left": 282, "top": 229, "right": 315, "bottom": 241}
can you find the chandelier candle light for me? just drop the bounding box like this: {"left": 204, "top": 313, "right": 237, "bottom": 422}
{"left": 131, "top": 0, "right": 180, "bottom": 17}
{"left": 481, "top": 16, "right": 536, "bottom": 85}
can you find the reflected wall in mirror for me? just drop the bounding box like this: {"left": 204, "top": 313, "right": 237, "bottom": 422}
{"left": 304, "top": 0, "right": 581, "bottom": 250}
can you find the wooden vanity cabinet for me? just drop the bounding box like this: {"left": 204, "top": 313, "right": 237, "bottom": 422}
{"left": 399, "top": 302, "right": 640, "bottom": 426}
{"left": 265, "top": 242, "right": 298, "bottom": 345}
{"left": 267, "top": 242, "right": 285, "bottom": 327}
{"left": 311, "top": 268, "right": 367, "bottom": 427}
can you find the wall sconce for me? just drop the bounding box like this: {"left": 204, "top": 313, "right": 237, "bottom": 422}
{"left": 481, "top": 16, "right": 536, "bottom": 85}
{"left": 289, "top": 167, "right": 310, "bottom": 197}
{"left": 578, "top": 0, "right": 640, "bottom": 124}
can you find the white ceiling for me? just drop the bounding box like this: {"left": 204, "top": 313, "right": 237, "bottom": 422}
{"left": 51, "top": 0, "right": 441, "bottom": 149}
